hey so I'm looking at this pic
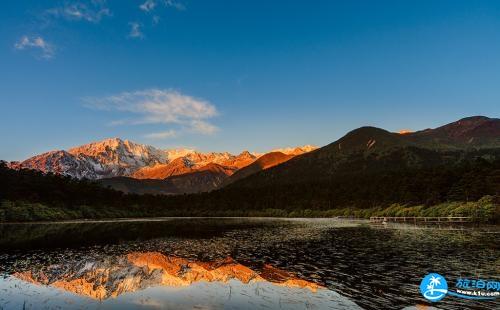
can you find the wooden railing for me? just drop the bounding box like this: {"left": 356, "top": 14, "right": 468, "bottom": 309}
{"left": 369, "top": 216, "right": 472, "bottom": 223}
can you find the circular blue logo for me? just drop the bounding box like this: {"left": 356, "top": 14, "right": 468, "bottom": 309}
{"left": 420, "top": 273, "right": 448, "bottom": 302}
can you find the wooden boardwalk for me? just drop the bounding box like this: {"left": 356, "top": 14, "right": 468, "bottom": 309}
{"left": 369, "top": 216, "right": 472, "bottom": 223}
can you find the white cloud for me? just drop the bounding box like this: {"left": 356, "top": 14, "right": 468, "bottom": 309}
{"left": 140, "top": 0, "right": 157, "bottom": 12}
{"left": 128, "top": 22, "right": 144, "bottom": 38}
{"left": 14, "top": 36, "right": 55, "bottom": 59}
{"left": 189, "top": 120, "right": 219, "bottom": 135}
{"left": 84, "top": 89, "right": 219, "bottom": 136}
{"left": 45, "top": 1, "right": 111, "bottom": 23}
{"left": 164, "top": 0, "right": 185, "bottom": 10}
{"left": 139, "top": 0, "right": 184, "bottom": 15}
{"left": 144, "top": 130, "right": 178, "bottom": 139}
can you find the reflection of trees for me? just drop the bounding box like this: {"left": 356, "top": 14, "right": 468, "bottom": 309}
{"left": 0, "top": 219, "right": 272, "bottom": 250}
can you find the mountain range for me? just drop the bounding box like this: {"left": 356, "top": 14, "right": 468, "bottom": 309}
{"left": 8, "top": 139, "right": 317, "bottom": 194}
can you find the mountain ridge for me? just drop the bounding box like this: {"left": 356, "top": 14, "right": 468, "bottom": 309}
{"left": 223, "top": 152, "right": 295, "bottom": 186}
{"left": 9, "top": 139, "right": 317, "bottom": 181}
{"left": 225, "top": 116, "right": 500, "bottom": 193}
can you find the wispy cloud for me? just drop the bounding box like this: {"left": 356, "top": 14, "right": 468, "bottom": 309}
{"left": 140, "top": 0, "right": 184, "bottom": 27}
{"left": 140, "top": 0, "right": 185, "bottom": 12}
{"left": 140, "top": 0, "right": 157, "bottom": 12}
{"left": 189, "top": 120, "right": 218, "bottom": 135}
{"left": 144, "top": 130, "right": 178, "bottom": 139}
{"left": 44, "top": 1, "right": 111, "bottom": 23}
{"left": 14, "top": 36, "right": 55, "bottom": 59}
{"left": 164, "top": 0, "right": 185, "bottom": 11}
{"left": 84, "top": 89, "right": 219, "bottom": 136}
{"left": 128, "top": 22, "right": 144, "bottom": 38}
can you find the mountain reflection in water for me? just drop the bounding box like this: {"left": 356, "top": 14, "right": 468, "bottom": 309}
{"left": 0, "top": 218, "right": 498, "bottom": 310}
{"left": 1, "top": 251, "right": 361, "bottom": 309}
{"left": 14, "top": 252, "right": 322, "bottom": 299}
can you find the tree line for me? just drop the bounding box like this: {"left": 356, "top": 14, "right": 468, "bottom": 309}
{"left": 0, "top": 154, "right": 498, "bottom": 222}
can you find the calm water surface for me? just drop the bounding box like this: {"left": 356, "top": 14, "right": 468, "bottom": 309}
{"left": 0, "top": 218, "right": 498, "bottom": 310}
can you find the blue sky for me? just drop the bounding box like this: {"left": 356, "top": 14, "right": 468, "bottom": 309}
{"left": 1, "top": 0, "right": 499, "bottom": 160}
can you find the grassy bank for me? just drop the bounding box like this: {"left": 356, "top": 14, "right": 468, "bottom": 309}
{"left": 1, "top": 195, "right": 498, "bottom": 223}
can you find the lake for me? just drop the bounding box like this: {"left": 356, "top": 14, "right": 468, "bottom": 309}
{"left": 0, "top": 218, "right": 498, "bottom": 309}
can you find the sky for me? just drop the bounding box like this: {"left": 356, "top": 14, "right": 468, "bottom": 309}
{"left": 1, "top": 0, "right": 499, "bottom": 161}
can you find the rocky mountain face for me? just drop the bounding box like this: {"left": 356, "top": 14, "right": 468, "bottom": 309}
{"left": 131, "top": 157, "right": 198, "bottom": 179}
{"left": 67, "top": 138, "right": 168, "bottom": 177}
{"left": 10, "top": 138, "right": 170, "bottom": 179}
{"left": 223, "top": 152, "right": 295, "bottom": 186}
{"left": 8, "top": 150, "right": 101, "bottom": 179}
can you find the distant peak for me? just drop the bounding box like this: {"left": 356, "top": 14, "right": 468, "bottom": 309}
{"left": 457, "top": 115, "right": 491, "bottom": 122}
{"left": 343, "top": 126, "right": 394, "bottom": 138}
{"left": 271, "top": 145, "right": 318, "bottom": 155}
{"left": 330, "top": 126, "right": 406, "bottom": 152}
{"left": 71, "top": 137, "right": 126, "bottom": 149}
{"left": 295, "top": 145, "right": 318, "bottom": 152}
{"left": 433, "top": 115, "right": 496, "bottom": 132}
{"left": 237, "top": 150, "right": 253, "bottom": 157}
{"left": 101, "top": 137, "right": 124, "bottom": 144}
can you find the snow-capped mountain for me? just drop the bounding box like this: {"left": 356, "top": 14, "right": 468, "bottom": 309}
{"left": 67, "top": 138, "right": 169, "bottom": 178}
{"left": 271, "top": 145, "right": 318, "bottom": 155}
{"left": 11, "top": 138, "right": 169, "bottom": 179}
{"left": 9, "top": 138, "right": 317, "bottom": 180}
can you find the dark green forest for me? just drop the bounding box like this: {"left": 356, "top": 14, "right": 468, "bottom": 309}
{"left": 1, "top": 153, "right": 499, "bottom": 222}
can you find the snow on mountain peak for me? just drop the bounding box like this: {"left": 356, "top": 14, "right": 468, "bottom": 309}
{"left": 164, "top": 148, "right": 197, "bottom": 161}
{"left": 271, "top": 145, "right": 318, "bottom": 155}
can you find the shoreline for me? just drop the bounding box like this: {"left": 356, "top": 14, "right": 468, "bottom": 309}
{"left": 0, "top": 216, "right": 497, "bottom": 225}
{"left": 0, "top": 216, "right": 369, "bottom": 225}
